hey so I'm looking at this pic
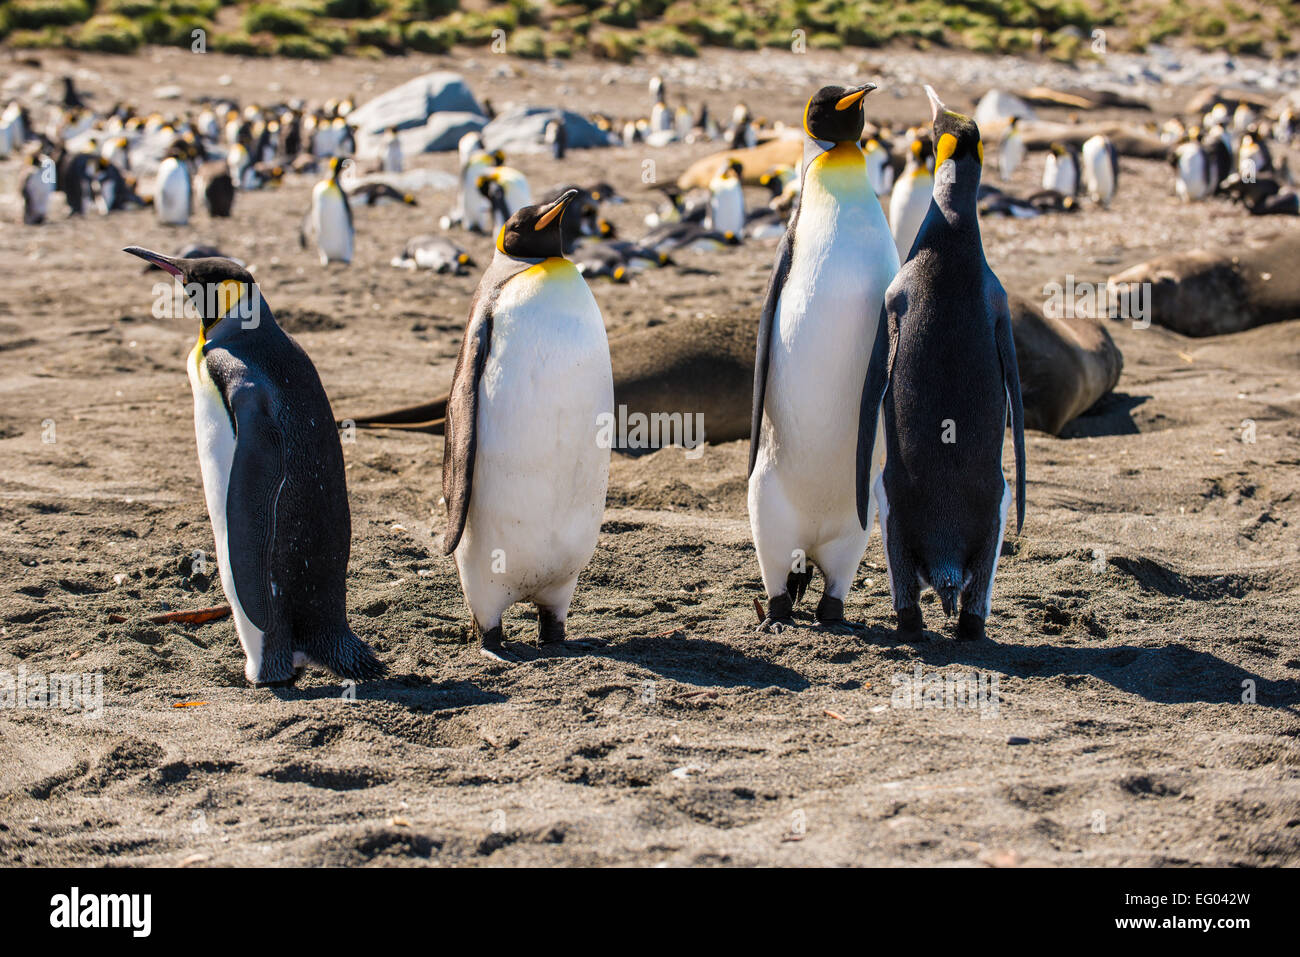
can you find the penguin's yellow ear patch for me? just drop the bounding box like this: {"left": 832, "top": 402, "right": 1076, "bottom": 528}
{"left": 977, "top": 142, "right": 984, "bottom": 165}
{"left": 936, "top": 133, "right": 957, "bottom": 166}
{"left": 496, "top": 226, "right": 507, "bottom": 254}
{"left": 213, "top": 280, "right": 245, "bottom": 320}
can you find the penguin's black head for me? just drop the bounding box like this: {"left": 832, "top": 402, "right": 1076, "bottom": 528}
{"left": 803, "top": 84, "right": 876, "bottom": 143}
{"left": 496, "top": 188, "right": 579, "bottom": 260}
{"left": 122, "top": 246, "right": 259, "bottom": 332}
{"left": 927, "top": 86, "right": 983, "bottom": 169}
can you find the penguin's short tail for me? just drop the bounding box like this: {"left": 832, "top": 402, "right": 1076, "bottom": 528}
{"left": 786, "top": 566, "right": 813, "bottom": 606}
{"left": 929, "top": 565, "right": 964, "bottom": 619}
{"left": 312, "top": 626, "right": 386, "bottom": 682}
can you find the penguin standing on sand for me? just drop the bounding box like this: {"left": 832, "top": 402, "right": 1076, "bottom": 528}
{"left": 858, "top": 87, "right": 1026, "bottom": 643}
{"left": 154, "top": 143, "right": 192, "bottom": 226}
{"left": 748, "top": 82, "right": 900, "bottom": 633}
{"left": 998, "top": 116, "right": 1024, "bottom": 180}
{"left": 443, "top": 190, "right": 614, "bottom": 662}
{"left": 122, "top": 247, "right": 384, "bottom": 685}
{"left": 306, "top": 156, "right": 354, "bottom": 265}
{"left": 1080, "top": 133, "right": 1119, "bottom": 206}
{"left": 22, "top": 154, "right": 54, "bottom": 224}
{"left": 1042, "top": 142, "right": 1080, "bottom": 196}
{"left": 889, "top": 136, "right": 934, "bottom": 260}
{"left": 706, "top": 158, "right": 746, "bottom": 236}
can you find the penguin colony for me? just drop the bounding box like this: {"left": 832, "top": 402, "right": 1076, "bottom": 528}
{"left": 7, "top": 69, "right": 1292, "bottom": 682}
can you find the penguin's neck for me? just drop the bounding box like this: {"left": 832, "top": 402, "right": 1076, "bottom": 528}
{"left": 929, "top": 169, "right": 981, "bottom": 237}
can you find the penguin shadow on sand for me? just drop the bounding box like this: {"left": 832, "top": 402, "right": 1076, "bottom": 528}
{"left": 864, "top": 624, "right": 1299, "bottom": 707}
{"left": 600, "top": 633, "right": 811, "bottom": 692}
{"left": 259, "top": 675, "right": 507, "bottom": 711}
{"left": 1059, "top": 392, "right": 1150, "bottom": 438}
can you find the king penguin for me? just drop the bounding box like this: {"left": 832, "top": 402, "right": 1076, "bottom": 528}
{"left": 888, "top": 136, "right": 934, "bottom": 261}
{"left": 308, "top": 156, "right": 354, "bottom": 265}
{"left": 443, "top": 190, "right": 614, "bottom": 662}
{"left": 122, "top": 246, "right": 384, "bottom": 685}
{"left": 1080, "top": 133, "right": 1119, "bottom": 206}
{"left": 748, "top": 82, "right": 900, "bottom": 633}
{"left": 154, "top": 143, "right": 192, "bottom": 226}
{"left": 858, "top": 87, "right": 1026, "bottom": 643}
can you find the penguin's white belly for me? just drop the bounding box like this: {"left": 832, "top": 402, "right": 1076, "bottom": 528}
{"left": 456, "top": 262, "right": 613, "bottom": 613}
{"left": 187, "top": 344, "right": 265, "bottom": 682}
{"left": 156, "top": 160, "right": 190, "bottom": 225}
{"left": 312, "top": 183, "right": 352, "bottom": 263}
{"left": 709, "top": 180, "right": 745, "bottom": 235}
{"left": 1082, "top": 139, "right": 1114, "bottom": 204}
{"left": 755, "top": 159, "right": 898, "bottom": 540}
{"left": 889, "top": 173, "right": 933, "bottom": 261}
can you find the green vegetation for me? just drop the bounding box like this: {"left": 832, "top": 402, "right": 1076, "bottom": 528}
{"left": 0, "top": 0, "right": 1295, "bottom": 60}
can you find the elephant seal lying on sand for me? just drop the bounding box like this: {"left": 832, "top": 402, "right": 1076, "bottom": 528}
{"left": 1107, "top": 233, "right": 1300, "bottom": 337}
{"left": 345, "top": 303, "right": 1121, "bottom": 441}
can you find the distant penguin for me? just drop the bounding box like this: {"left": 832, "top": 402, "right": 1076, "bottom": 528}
{"left": 748, "top": 82, "right": 899, "bottom": 633}
{"left": 201, "top": 161, "right": 235, "bottom": 217}
{"left": 1172, "top": 140, "right": 1212, "bottom": 202}
{"left": 650, "top": 77, "right": 672, "bottom": 134}
{"left": 1042, "top": 142, "right": 1079, "bottom": 196}
{"left": 347, "top": 182, "right": 416, "bottom": 207}
{"left": 391, "top": 234, "right": 473, "bottom": 274}
{"left": 998, "top": 116, "right": 1024, "bottom": 180}
{"left": 154, "top": 146, "right": 192, "bottom": 226}
{"left": 1237, "top": 132, "right": 1273, "bottom": 180}
{"left": 889, "top": 136, "right": 934, "bottom": 261}
{"left": 706, "top": 158, "right": 746, "bottom": 236}
{"left": 1080, "top": 133, "right": 1118, "bottom": 206}
{"left": 121, "top": 247, "right": 384, "bottom": 685}
{"left": 22, "top": 154, "right": 54, "bottom": 224}
{"left": 858, "top": 86, "right": 1026, "bottom": 643}
{"left": 380, "top": 127, "right": 403, "bottom": 172}
{"left": 443, "top": 190, "right": 614, "bottom": 662}
{"left": 308, "top": 156, "right": 354, "bottom": 265}
{"left": 863, "top": 136, "right": 895, "bottom": 196}
{"left": 544, "top": 115, "right": 567, "bottom": 159}
{"left": 477, "top": 165, "right": 532, "bottom": 233}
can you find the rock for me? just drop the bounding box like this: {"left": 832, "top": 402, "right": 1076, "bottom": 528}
{"left": 348, "top": 72, "right": 483, "bottom": 157}
{"left": 480, "top": 105, "right": 616, "bottom": 154}
{"left": 973, "top": 89, "right": 1036, "bottom": 132}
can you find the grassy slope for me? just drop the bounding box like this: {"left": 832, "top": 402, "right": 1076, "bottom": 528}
{"left": 0, "top": 0, "right": 1297, "bottom": 62}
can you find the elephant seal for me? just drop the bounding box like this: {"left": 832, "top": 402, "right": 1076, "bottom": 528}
{"left": 676, "top": 137, "right": 804, "bottom": 190}
{"left": 346, "top": 301, "right": 1119, "bottom": 443}
{"left": 1107, "top": 233, "right": 1300, "bottom": 337}
{"left": 1018, "top": 122, "right": 1168, "bottom": 160}
{"left": 1011, "top": 293, "right": 1123, "bottom": 435}
{"left": 345, "top": 312, "right": 755, "bottom": 446}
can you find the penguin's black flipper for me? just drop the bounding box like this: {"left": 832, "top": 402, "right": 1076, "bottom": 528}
{"left": 748, "top": 228, "right": 792, "bottom": 477}
{"left": 856, "top": 287, "right": 902, "bottom": 529}
{"left": 442, "top": 298, "right": 493, "bottom": 555}
{"left": 989, "top": 278, "right": 1026, "bottom": 533}
{"left": 225, "top": 390, "right": 287, "bottom": 639}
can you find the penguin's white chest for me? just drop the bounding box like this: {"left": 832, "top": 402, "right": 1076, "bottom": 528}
{"left": 889, "top": 171, "right": 934, "bottom": 261}
{"left": 456, "top": 260, "right": 613, "bottom": 605}
{"left": 1081, "top": 138, "right": 1115, "bottom": 204}
{"left": 186, "top": 342, "right": 265, "bottom": 679}
{"left": 155, "top": 158, "right": 190, "bottom": 225}
{"left": 312, "top": 181, "right": 352, "bottom": 263}
{"left": 756, "top": 146, "right": 898, "bottom": 522}
{"left": 709, "top": 176, "right": 745, "bottom": 235}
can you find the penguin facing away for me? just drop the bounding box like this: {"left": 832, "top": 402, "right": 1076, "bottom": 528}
{"left": 749, "top": 82, "right": 900, "bottom": 634}
{"left": 857, "top": 87, "right": 1026, "bottom": 643}
{"left": 122, "top": 247, "right": 384, "bottom": 685}
{"left": 443, "top": 190, "right": 614, "bottom": 663}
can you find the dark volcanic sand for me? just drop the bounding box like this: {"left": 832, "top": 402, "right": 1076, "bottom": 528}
{"left": 0, "top": 47, "right": 1297, "bottom": 866}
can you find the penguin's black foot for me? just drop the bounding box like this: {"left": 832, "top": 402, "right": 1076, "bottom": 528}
{"left": 895, "top": 606, "right": 927, "bottom": 643}
{"left": 956, "top": 612, "right": 986, "bottom": 642}
{"left": 252, "top": 672, "right": 301, "bottom": 689}
{"left": 757, "top": 593, "right": 796, "bottom": 634}
{"left": 478, "top": 624, "right": 528, "bottom": 663}
{"left": 536, "top": 608, "right": 606, "bottom": 656}
{"left": 812, "top": 595, "right": 862, "bottom": 635}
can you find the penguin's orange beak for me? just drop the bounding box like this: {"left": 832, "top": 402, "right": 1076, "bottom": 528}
{"left": 835, "top": 84, "right": 876, "bottom": 111}
{"left": 535, "top": 188, "right": 578, "bottom": 231}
